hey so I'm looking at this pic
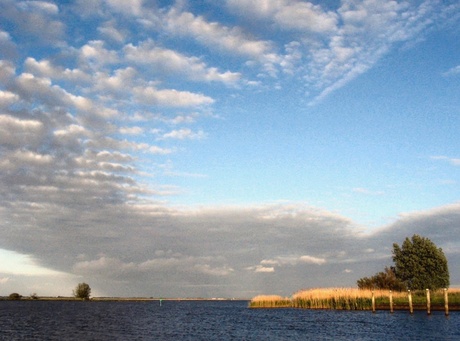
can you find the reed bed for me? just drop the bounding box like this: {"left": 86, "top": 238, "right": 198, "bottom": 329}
{"left": 250, "top": 295, "right": 292, "bottom": 308}
{"left": 249, "top": 288, "right": 460, "bottom": 310}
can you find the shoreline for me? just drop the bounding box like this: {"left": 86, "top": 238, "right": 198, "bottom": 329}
{"left": 0, "top": 296, "right": 248, "bottom": 302}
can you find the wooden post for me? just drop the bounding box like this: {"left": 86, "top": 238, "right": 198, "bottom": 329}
{"left": 426, "top": 289, "right": 431, "bottom": 315}
{"left": 371, "top": 291, "right": 375, "bottom": 313}
{"left": 444, "top": 288, "right": 449, "bottom": 316}
{"left": 408, "top": 290, "right": 413, "bottom": 314}
{"left": 389, "top": 290, "right": 393, "bottom": 313}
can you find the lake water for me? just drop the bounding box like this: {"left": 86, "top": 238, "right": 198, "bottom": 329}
{"left": 1, "top": 300, "right": 459, "bottom": 340}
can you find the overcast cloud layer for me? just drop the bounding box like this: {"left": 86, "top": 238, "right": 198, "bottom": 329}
{"left": 1, "top": 0, "right": 460, "bottom": 297}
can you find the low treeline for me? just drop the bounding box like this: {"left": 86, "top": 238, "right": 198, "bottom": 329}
{"left": 249, "top": 288, "right": 460, "bottom": 310}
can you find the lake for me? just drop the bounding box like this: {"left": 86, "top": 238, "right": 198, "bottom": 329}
{"left": 1, "top": 300, "right": 459, "bottom": 340}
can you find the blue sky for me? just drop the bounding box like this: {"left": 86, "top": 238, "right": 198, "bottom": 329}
{"left": 0, "top": 0, "right": 460, "bottom": 298}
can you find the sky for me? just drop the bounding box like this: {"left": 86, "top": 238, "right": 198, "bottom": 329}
{"left": 0, "top": 0, "right": 460, "bottom": 298}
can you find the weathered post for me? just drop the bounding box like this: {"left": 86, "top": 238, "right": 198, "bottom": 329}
{"left": 389, "top": 290, "right": 393, "bottom": 313}
{"left": 408, "top": 290, "right": 413, "bottom": 314}
{"left": 444, "top": 288, "right": 449, "bottom": 316}
{"left": 426, "top": 289, "right": 431, "bottom": 315}
{"left": 371, "top": 291, "right": 375, "bottom": 313}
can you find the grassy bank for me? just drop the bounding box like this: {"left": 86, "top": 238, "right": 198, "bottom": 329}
{"left": 250, "top": 288, "right": 460, "bottom": 310}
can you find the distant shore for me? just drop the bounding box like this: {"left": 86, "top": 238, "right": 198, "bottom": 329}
{"left": 0, "top": 296, "right": 247, "bottom": 302}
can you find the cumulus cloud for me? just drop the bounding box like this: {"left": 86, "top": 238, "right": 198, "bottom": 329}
{"left": 0, "top": 29, "right": 17, "bottom": 58}
{"left": 161, "top": 128, "right": 206, "bottom": 140}
{"left": 105, "top": 0, "right": 144, "bottom": 17}
{"left": 119, "top": 126, "right": 144, "bottom": 135}
{"left": 352, "top": 187, "right": 385, "bottom": 196}
{"left": 78, "top": 40, "right": 120, "bottom": 69}
{"left": 0, "top": 114, "right": 43, "bottom": 146}
{"left": 162, "top": 6, "right": 279, "bottom": 70}
{"left": 248, "top": 265, "right": 275, "bottom": 273}
{"left": 24, "top": 57, "right": 91, "bottom": 83}
{"left": 430, "top": 155, "right": 460, "bottom": 166}
{"left": 227, "top": 0, "right": 338, "bottom": 33}
{"left": 1, "top": 0, "right": 459, "bottom": 298}
{"left": 0, "top": 0, "right": 65, "bottom": 44}
{"left": 261, "top": 255, "right": 326, "bottom": 266}
{"left": 443, "top": 65, "right": 460, "bottom": 76}
{"left": 133, "top": 86, "right": 214, "bottom": 107}
{"left": 124, "top": 40, "right": 241, "bottom": 84}
{"left": 97, "top": 20, "right": 127, "bottom": 43}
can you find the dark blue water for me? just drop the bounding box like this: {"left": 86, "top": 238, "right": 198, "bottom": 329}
{"left": 1, "top": 300, "right": 459, "bottom": 340}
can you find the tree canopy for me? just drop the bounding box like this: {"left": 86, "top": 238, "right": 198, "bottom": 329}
{"left": 357, "top": 234, "right": 449, "bottom": 291}
{"left": 392, "top": 234, "right": 449, "bottom": 290}
{"left": 73, "top": 282, "right": 91, "bottom": 300}
{"left": 357, "top": 267, "right": 406, "bottom": 291}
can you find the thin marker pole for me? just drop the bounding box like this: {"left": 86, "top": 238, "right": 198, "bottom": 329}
{"left": 371, "top": 291, "right": 375, "bottom": 313}
{"left": 426, "top": 289, "right": 431, "bottom": 315}
{"left": 408, "top": 290, "right": 413, "bottom": 314}
{"left": 389, "top": 290, "right": 393, "bottom": 314}
{"left": 444, "top": 288, "right": 449, "bottom": 316}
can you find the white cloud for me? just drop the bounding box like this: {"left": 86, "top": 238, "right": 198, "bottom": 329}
{"left": 54, "top": 124, "right": 88, "bottom": 138}
{"left": 194, "top": 264, "right": 234, "bottom": 276}
{"left": 18, "top": 1, "right": 59, "bottom": 15}
{"left": 0, "top": 29, "right": 17, "bottom": 58}
{"left": 0, "top": 60, "right": 16, "bottom": 82}
{"left": 24, "top": 57, "right": 90, "bottom": 83}
{"left": 161, "top": 128, "right": 206, "bottom": 140}
{"left": 93, "top": 67, "right": 137, "bottom": 93}
{"left": 0, "top": 114, "right": 44, "bottom": 146}
{"left": 13, "top": 72, "right": 95, "bottom": 114}
{"left": 124, "top": 40, "right": 241, "bottom": 84}
{"left": 98, "top": 20, "right": 127, "bottom": 43}
{"left": 0, "top": 90, "right": 19, "bottom": 107}
{"left": 74, "top": 254, "right": 234, "bottom": 279}
{"left": 163, "top": 7, "right": 276, "bottom": 62}
{"left": 1, "top": 0, "right": 65, "bottom": 43}
{"left": 0, "top": 249, "right": 68, "bottom": 276}
{"left": 9, "top": 150, "right": 53, "bottom": 165}
{"left": 79, "top": 40, "right": 119, "bottom": 68}
{"left": 119, "top": 126, "right": 144, "bottom": 135}
{"left": 443, "top": 65, "right": 460, "bottom": 76}
{"left": 299, "top": 255, "right": 327, "bottom": 265}
{"left": 105, "top": 0, "right": 144, "bottom": 17}
{"left": 227, "top": 0, "right": 338, "bottom": 33}
{"left": 260, "top": 254, "right": 326, "bottom": 268}
{"left": 430, "top": 155, "right": 460, "bottom": 166}
{"left": 352, "top": 188, "right": 385, "bottom": 196}
{"left": 246, "top": 265, "right": 275, "bottom": 273}
{"left": 305, "top": 0, "right": 444, "bottom": 104}
{"left": 148, "top": 146, "right": 174, "bottom": 155}
{"left": 133, "top": 86, "right": 214, "bottom": 107}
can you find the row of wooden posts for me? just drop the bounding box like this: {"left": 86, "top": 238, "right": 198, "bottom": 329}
{"left": 371, "top": 288, "right": 449, "bottom": 315}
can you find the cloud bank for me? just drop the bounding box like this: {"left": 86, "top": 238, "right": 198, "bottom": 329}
{"left": 1, "top": 0, "right": 459, "bottom": 297}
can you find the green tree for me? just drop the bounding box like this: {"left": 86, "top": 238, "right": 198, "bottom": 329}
{"left": 8, "top": 293, "right": 22, "bottom": 300}
{"left": 392, "top": 234, "right": 449, "bottom": 290}
{"left": 357, "top": 267, "right": 406, "bottom": 291}
{"left": 73, "top": 282, "right": 91, "bottom": 300}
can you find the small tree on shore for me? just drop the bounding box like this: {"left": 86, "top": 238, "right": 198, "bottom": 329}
{"left": 8, "top": 293, "right": 22, "bottom": 300}
{"left": 393, "top": 234, "right": 449, "bottom": 290}
{"left": 73, "top": 282, "right": 91, "bottom": 300}
{"left": 357, "top": 234, "right": 449, "bottom": 291}
{"left": 357, "top": 267, "right": 406, "bottom": 291}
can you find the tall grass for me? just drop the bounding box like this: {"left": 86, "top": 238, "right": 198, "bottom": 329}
{"left": 249, "top": 295, "right": 292, "bottom": 308}
{"left": 249, "top": 288, "right": 460, "bottom": 310}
